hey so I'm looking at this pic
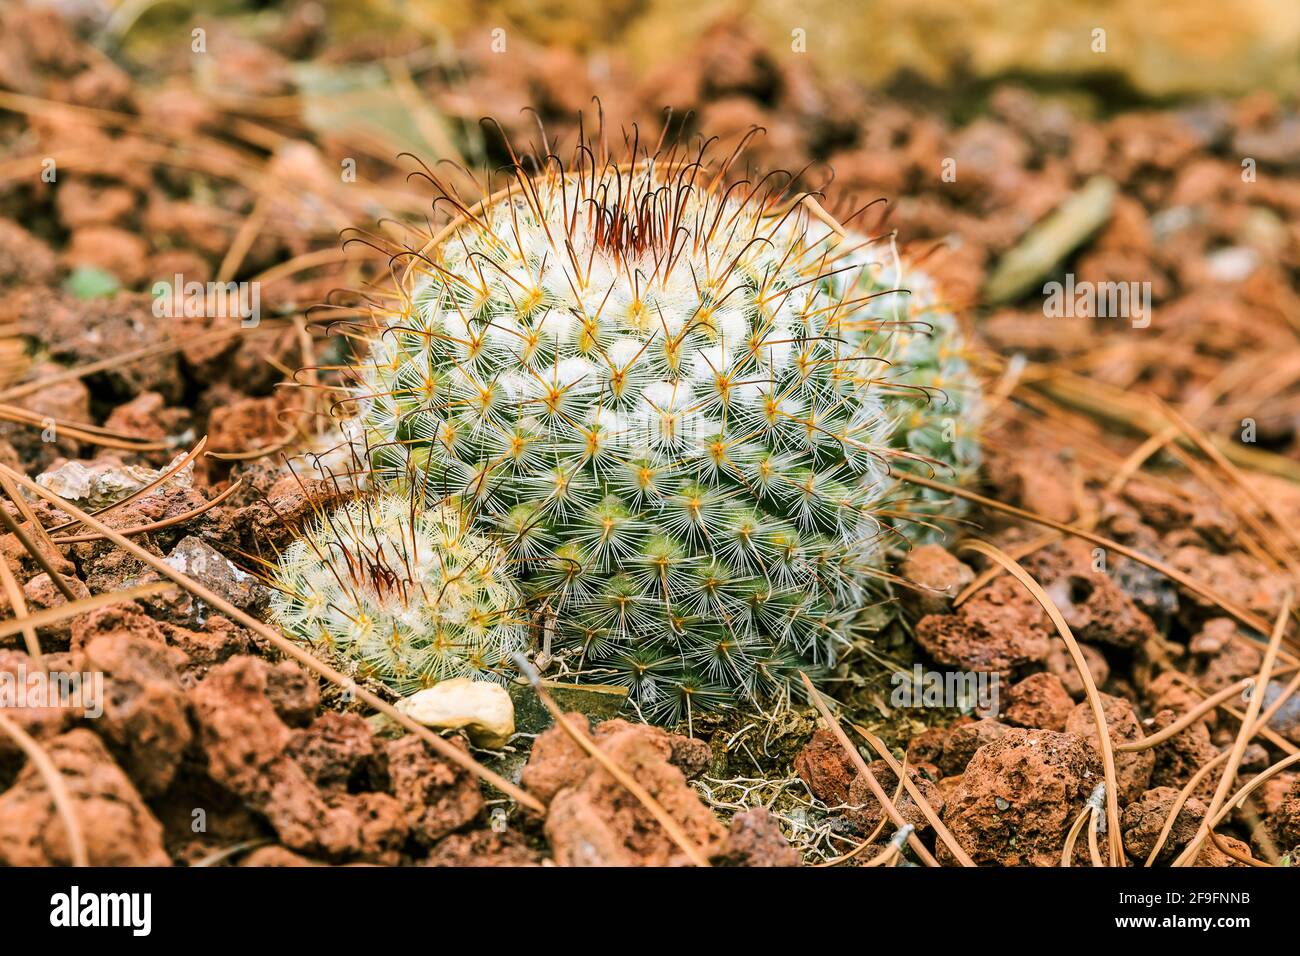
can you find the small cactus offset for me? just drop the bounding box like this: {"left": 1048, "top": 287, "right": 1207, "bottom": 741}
{"left": 347, "top": 135, "right": 981, "bottom": 721}
{"left": 268, "top": 493, "right": 525, "bottom": 694}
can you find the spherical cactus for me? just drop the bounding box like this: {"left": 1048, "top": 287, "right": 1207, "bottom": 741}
{"left": 348, "top": 142, "right": 980, "bottom": 721}
{"left": 268, "top": 493, "right": 525, "bottom": 694}
{"left": 825, "top": 246, "right": 983, "bottom": 540}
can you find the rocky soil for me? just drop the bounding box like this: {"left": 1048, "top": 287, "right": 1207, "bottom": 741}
{"left": 2, "top": 1, "right": 1300, "bottom": 866}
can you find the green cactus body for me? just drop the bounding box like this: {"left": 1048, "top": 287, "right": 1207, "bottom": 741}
{"left": 268, "top": 494, "right": 524, "bottom": 693}
{"left": 829, "top": 253, "right": 983, "bottom": 540}
{"left": 350, "top": 156, "right": 980, "bottom": 720}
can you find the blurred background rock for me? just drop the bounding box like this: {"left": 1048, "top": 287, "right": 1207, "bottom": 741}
{"left": 4, "top": 0, "right": 1300, "bottom": 457}
{"left": 109, "top": 0, "right": 1300, "bottom": 99}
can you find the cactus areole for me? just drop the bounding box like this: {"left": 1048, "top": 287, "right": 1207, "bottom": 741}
{"left": 344, "top": 142, "right": 980, "bottom": 721}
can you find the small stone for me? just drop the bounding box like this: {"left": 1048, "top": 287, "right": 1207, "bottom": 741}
{"left": 1149, "top": 708, "right": 1218, "bottom": 792}
{"left": 900, "top": 545, "right": 975, "bottom": 616}
{"left": 1002, "top": 672, "right": 1074, "bottom": 731}
{"left": 527, "top": 718, "right": 727, "bottom": 866}
{"left": 1205, "top": 246, "right": 1258, "bottom": 283}
{"left": 1041, "top": 561, "right": 1158, "bottom": 651}
{"left": 397, "top": 678, "right": 516, "bottom": 749}
{"left": 1239, "top": 743, "right": 1269, "bottom": 772}
{"left": 1065, "top": 694, "right": 1154, "bottom": 803}
{"left": 1122, "top": 787, "right": 1206, "bottom": 863}
{"left": 846, "top": 761, "right": 945, "bottom": 834}
{"left": 422, "top": 829, "right": 542, "bottom": 867}
{"left": 1189, "top": 617, "right": 1237, "bottom": 656}
{"left": 914, "top": 575, "right": 1052, "bottom": 675}
{"left": 241, "top": 846, "right": 323, "bottom": 867}
{"left": 941, "top": 728, "right": 1102, "bottom": 866}
{"left": 81, "top": 633, "right": 191, "bottom": 796}
{"left": 904, "top": 726, "right": 950, "bottom": 773}
{"left": 385, "top": 735, "right": 484, "bottom": 846}
{"left": 287, "top": 712, "right": 381, "bottom": 794}
{"left": 793, "top": 728, "right": 858, "bottom": 805}
{"left": 1263, "top": 678, "right": 1300, "bottom": 745}
{"left": 712, "top": 808, "right": 801, "bottom": 867}
{"left": 14, "top": 571, "right": 90, "bottom": 650}
{"left": 0, "top": 729, "right": 170, "bottom": 866}
{"left": 36, "top": 454, "right": 193, "bottom": 510}
{"left": 939, "top": 718, "right": 1012, "bottom": 777}
{"left": 1046, "top": 640, "right": 1110, "bottom": 699}
{"left": 264, "top": 660, "right": 320, "bottom": 728}
{"left": 164, "top": 536, "right": 266, "bottom": 616}
{"left": 1194, "top": 834, "right": 1253, "bottom": 867}
{"left": 1267, "top": 777, "right": 1300, "bottom": 849}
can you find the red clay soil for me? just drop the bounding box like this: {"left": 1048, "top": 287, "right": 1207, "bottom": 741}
{"left": 2, "top": 1, "right": 1300, "bottom": 866}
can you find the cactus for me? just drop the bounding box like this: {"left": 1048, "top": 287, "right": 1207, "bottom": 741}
{"left": 268, "top": 493, "right": 525, "bottom": 694}
{"left": 347, "top": 143, "right": 980, "bottom": 721}
{"left": 830, "top": 251, "right": 983, "bottom": 540}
